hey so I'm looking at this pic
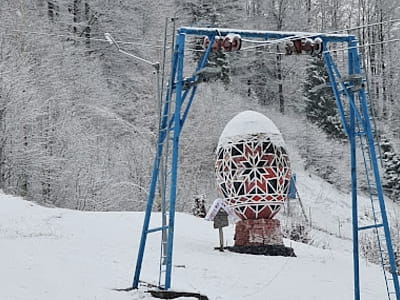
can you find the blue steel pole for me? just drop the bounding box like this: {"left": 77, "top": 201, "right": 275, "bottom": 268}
{"left": 132, "top": 35, "right": 180, "bottom": 289}
{"left": 132, "top": 102, "right": 165, "bottom": 289}
{"left": 347, "top": 40, "right": 360, "bottom": 300}
{"left": 350, "top": 101, "right": 360, "bottom": 300}
{"left": 164, "top": 32, "right": 186, "bottom": 290}
{"left": 350, "top": 43, "right": 400, "bottom": 298}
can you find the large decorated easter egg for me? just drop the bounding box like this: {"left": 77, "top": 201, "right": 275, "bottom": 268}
{"left": 215, "top": 111, "right": 291, "bottom": 220}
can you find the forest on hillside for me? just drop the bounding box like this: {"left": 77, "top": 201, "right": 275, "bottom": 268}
{"left": 1, "top": 0, "right": 400, "bottom": 211}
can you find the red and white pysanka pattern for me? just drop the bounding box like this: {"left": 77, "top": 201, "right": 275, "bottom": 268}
{"left": 215, "top": 133, "right": 291, "bottom": 220}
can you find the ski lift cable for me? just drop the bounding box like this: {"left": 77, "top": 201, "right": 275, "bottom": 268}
{"left": 182, "top": 17, "right": 400, "bottom": 55}
{"left": 6, "top": 16, "right": 400, "bottom": 50}
{"left": 234, "top": 37, "right": 400, "bottom": 56}
{"left": 4, "top": 30, "right": 160, "bottom": 67}
{"left": 4, "top": 14, "right": 398, "bottom": 53}
{"left": 6, "top": 29, "right": 153, "bottom": 46}
{"left": 4, "top": 16, "right": 400, "bottom": 61}
{"left": 239, "top": 35, "right": 400, "bottom": 53}
{"left": 4, "top": 30, "right": 171, "bottom": 56}
{"left": 4, "top": 28, "right": 399, "bottom": 65}
{"left": 104, "top": 33, "right": 159, "bottom": 68}
{"left": 322, "top": 37, "right": 400, "bottom": 54}
{"left": 203, "top": 36, "right": 400, "bottom": 57}
{"left": 0, "top": 30, "right": 166, "bottom": 51}
{"left": 236, "top": 17, "right": 400, "bottom": 51}
{"left": 240, "top": 17, "right": 400, "bottom": 45}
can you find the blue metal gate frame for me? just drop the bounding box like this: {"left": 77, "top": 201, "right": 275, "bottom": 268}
{"left": 132, "top": 27, "right": 400, "bottom": 300}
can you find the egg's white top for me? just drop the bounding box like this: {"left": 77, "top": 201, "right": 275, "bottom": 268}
{"left": 218, "top": 111, "right": 285, "bottom": 149}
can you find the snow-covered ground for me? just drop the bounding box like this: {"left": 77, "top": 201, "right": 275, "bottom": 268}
{"left": 0, "top": 178, "right": 397, "bottom": 300}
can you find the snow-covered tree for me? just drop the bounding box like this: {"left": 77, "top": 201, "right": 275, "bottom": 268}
{"left": 303, "top": 58, "right": 346, "bottom": 139}
{"left": 2, "top": 0, "right": 400, "bottom": 215}
{"left": 176, "top": 0, "right": 245, "bottom": 86}
{"left": 381, "top": 137, "right": 400, "bottom": 201}
{"left": 191, "top": 194, "right": 207, "bottom": 218}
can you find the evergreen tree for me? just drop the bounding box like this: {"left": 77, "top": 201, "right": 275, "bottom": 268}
{"left": 303, "top": 58, "right": 346, "bottom": 139}
{"left": 198, "top": 50, "right": 230, "bottom": 86}
{"left": 176, "top": 0, "right": 244, "bottom": 86}
{"left": 191, "top": 194, "right": 207, "bottom": 218}
{"left": 381, "top": 137, "right": 400, "bottom": 201}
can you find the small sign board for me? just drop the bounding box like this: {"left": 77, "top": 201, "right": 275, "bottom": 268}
{"left": 205, "top": 198, "right": 239, "bottom": 223}
{"left": 205, "top": 198, "right": 238, "bottom": 252}
{"left": 213, "top": 208, "right": 229, "bottom": 229}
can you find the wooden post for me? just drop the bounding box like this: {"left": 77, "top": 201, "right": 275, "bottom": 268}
{"left": 218, "top": 227, "right": 224, "bottom": 252}
{"left": 213, "top": 208, "right": 229, "bottom": 251}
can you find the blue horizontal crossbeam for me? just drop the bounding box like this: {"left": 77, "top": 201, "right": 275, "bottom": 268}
{"left": 146, "top": 226, "right": 169, "bottom": 234}
{"left": 179, "top": 27, "right": 354, "bottom": 43}
{"left": 358, "top": 223, "right": 384, "bottom": 231}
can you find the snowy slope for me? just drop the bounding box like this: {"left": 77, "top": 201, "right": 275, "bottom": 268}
{"left": 0, "top": 188, "right": 396, "bottom": 300}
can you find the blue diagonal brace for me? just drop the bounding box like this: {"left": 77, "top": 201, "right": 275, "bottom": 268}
{"left": 323, "top": 50, "right": 350, "bottom": 136}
